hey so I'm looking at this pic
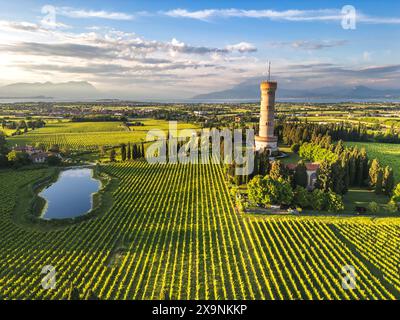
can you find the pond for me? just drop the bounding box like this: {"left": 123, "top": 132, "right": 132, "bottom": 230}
{"left": 39, "top": 168, "right": 101, "bottom": 219}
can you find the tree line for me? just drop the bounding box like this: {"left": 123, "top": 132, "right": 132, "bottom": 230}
{"left": 247, "top": 174, "right": 345, "bottom": 213}
{"left": 0, "top": 133, "right": 8, "bottom": 167}
{"left": 71, "top": 115, "right": 128, "bottom": 122}
{"left": 1, "top": 119, "right": 46, "bottom": 135}
{"left": 299, "top": 135, "right": 395, "bottom": 196}
{"left": 109, "top": 142, "right": 145, "bottom": 162}
{"left": 277, "top": 121, "right": 400, "bottom": 145}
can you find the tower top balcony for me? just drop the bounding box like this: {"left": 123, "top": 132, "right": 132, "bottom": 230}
{"left": 260, "top": 81, "right": 277, "bottom": 90}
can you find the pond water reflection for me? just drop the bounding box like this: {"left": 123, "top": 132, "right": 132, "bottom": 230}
{"left": 39, "top": 168, "right": 101, "bottom": 219}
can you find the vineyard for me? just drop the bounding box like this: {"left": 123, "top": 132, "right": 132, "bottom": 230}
{"left": 0, "top": 162, "right": 399, "bottom": 300}
{"left": 7, "top": 120, "right": 199, "bottom": 150}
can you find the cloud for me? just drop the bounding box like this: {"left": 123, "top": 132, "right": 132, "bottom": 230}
{"left": 166, "top": 38, "right": 257, "bottom": 55}
{"left": 0, "top": 20, "right": 43, "bottom": 32}
{"left": 226, "top": 42, "right": 257, "bottom": 53}
{"left": 0, "top": 20, "right": 69, "bottom": 33}
{"left": 164, "top": 8, "right": 400, "bottom": 25}
{"left": 0, "top": 42, "right": 116, "bottom": 60}
{"left": 286, "top": 62, "right": 400, "bottom": 78}
{"left": 55, "top": 7, "right": 134, "bottom": 20}
{"left": 357, "top": 13, "right": 400, "bottom": 25}
{"left": 270, "top": 40, "right": 348, "bottom": 50}
{"left": 164, "top": 8, "right": 343, "bottom": 22}
{"left": 0, "top": 36, "right": 256, "bottom": 64}
{"left": 13, "top": 61, "right": 221, "bottom": 80}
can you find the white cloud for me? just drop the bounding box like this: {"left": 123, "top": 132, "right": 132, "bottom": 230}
{"left": 0, "top": 20, "right": 261, "bottom": 96}
{"left": 164, "top": 8, "right": 400, "bottom": 25}
{"left": 164, "top": 8, "right": 343, "bottom": 22}
{"left": 56, "top": 7, "right": 134, "bottom": 20}
{"left": 226, "top": 42, "right": 257, "bottom": 53}
{"left": 270, "top": 40, "right": 347, "bottom": 50}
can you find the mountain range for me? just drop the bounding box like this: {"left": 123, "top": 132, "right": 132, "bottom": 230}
{"left": 193, "top": 78, "right": 400, "bottom": 100}
{"left": 1, "top": 80, "right": 400, "bottom": 101}
{"left": 0, "top": 81, "right": 98, "bottom": 99}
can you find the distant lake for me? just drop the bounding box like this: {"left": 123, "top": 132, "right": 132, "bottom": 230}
{"left": 1, "top": 97, "right": 400, "bottom": 104}
{"left": 39, "top": 168, "right": 101, "bottom": 219}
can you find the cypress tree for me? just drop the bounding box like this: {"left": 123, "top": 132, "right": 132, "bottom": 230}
{"left": 127, "top": 143, "right": 132, "bottom": 160}
{"left": 294, "top": 160, "right": 308, "bottom": 188}
{"left": 259, "top": 155, "right": 265, "bottom": 176}
{"left": 369, "top": 159, "right": 381, "bottom": 186}
{"left": 383, "top": 166, "right": 395, "bottom": 196}
{"left": 349, "top": 157, "right": 356, "bottom": 186}
{"left": 109, "top": 149, "right": 116, "bottom": 162}
{"left": 375, "top": 169, "right": 384, "bottom": 195}
{"left": 335, "top": 140, "right": 344, "bottom": 154}
{"left": 360, "top": 148, "right": 369, "bottom": 182}
{"left": 341, "top": 157, "right": 350, "bottom": 194}
{"left": 357, "top": 158, "right": 364, "bottom": 187}
{"left": 120, "top": 143, "right": 126, "bottom": 161}
{"left": 269, "top": 160, "right": 286, "bottom": 180}
{"left": 332, "top": 161, "right": 345, "bottom": 195}
{"left": 315, "top": 160, "right": 333, "bottom": 192}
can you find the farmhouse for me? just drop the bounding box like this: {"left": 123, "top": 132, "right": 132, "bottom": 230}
{"left": 286, "top": 162, "right": 320, "bottom": 189}
{"left": 30, "top": 152, "right": 49, "bottom": 163}
{"left": 14, "top": 145, "right": 38, "bottom": 155}
{"left": 12, "top": 145, "right": 61, "bottom": 164}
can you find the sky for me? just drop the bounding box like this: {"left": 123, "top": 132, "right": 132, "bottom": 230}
{"left": 0, "top": 0, "right": 399, "bottom": 99}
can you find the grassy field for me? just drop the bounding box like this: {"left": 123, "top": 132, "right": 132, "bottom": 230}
{"left": 0, "top": 162, "right": 399, "bottom": 300}
{"left": 345, "top": 142, "right": 400, "bottom": 183}
{"left": 343, "top": 189, "right": 392, "bottom": 213}
{"left": 7, "top": 119, "right": 199, "bottom": 150}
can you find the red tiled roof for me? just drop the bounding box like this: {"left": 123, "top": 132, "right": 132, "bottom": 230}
{"left": 286, "top": 162, "right": 320, "bottom": 171}
{"left": 305, "top": 163, "right": 320, "bottom": 171}
{"left": 30, "top": 152, "right": 48, "bottom": 159}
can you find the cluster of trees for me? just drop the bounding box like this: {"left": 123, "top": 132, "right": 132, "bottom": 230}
{"left": 130, "top": 109, "right": 194, "bottom": 123}
{"left": 369, "top": 159, "right": 395, "bottom": 196}
{"left": 0, "top": 141, "right": 65, "bottom": 168}
{"left": 299, "top": 138, "right": 369, "bottom": 195}
{"left": 71, "top": 115, "right": 128, "bottom": 122}
{"left": 278, "top": 121, "right": 400, "bottom": 145}
{"left": 109, "top": 143, "right": 145, "bottom": 162}
{"left": 125, "top": 121, "right": 144, "bottom": 127}
{"left": 1, "top": 119, "right": 46, "bottom": 135}
{"left": 247, "top": 174, "right": 344, "bottom": 212}
{"left": 298, "top": 136, "right": 395, "bottom": 196}
{"left": 226, "top": 150, "right": 312, "bottom": 189}
{"left": 6, "top": 150, "right": 61, "bottom": 167}
{"left": 0, "top": 133, "right": 9, "bottom": 167}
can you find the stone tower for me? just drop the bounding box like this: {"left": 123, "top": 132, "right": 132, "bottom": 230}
{"left": 255, "top": 80, "right": 278, "bottom": 153}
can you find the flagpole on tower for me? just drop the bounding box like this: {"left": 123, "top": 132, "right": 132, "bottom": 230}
{"left": 267, "top": 61, "right": 271, "bottom": 81}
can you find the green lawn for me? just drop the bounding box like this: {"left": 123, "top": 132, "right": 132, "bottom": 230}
{"left": 343, "top": 188, "right": 392, "bottom": 215}
{"left": 279, "top": 145, "right": 301, "bottom": 164}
